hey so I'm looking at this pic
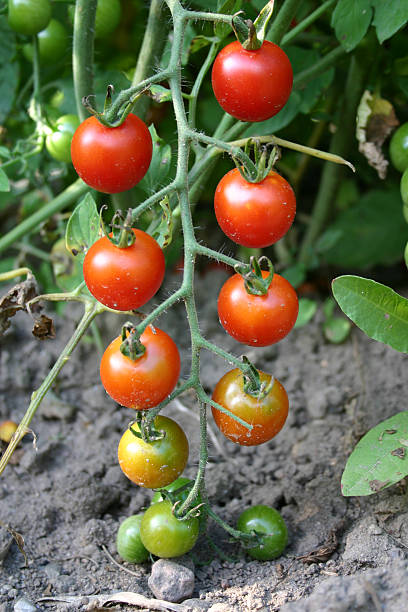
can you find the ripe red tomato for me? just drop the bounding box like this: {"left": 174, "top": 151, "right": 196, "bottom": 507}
{"left": 118, "top": 416, "right": 189, "bottom": 488}
{"left": 211, "top": 40, "right": 293, "bottom": 122}
{"left": 212, "top": 368, "right": 288, "bottom": 446}
{"left": 217, "top": 270, "right": 298, "bottom": 346}
{"left": 214, "top": 168, "right": 296, "bottom": 248}
{"left": 71, "top": 113, "right": 152, "bottom": 193}
{"left": 83, "top": 229, "right": 165, "bottom": 311}
{"left": 100, "top": 325, "right": 180, "bottom": 410}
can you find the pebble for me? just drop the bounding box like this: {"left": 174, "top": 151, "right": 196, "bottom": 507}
{"left": 148, "top": 558, "right": 195, "bottom": 603}
{"left": 14, "top": 598, "right": 39, "bottom": 611}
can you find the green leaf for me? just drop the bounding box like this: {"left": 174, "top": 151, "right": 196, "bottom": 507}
{"left": 321, "top": 189, "right": 408, "bottom": 269}
{"left": 215, "top": 0, "right": 242, "bottom": 40}
{"left": 0, "top": 61, "right": 19, "bottom": 124}
{"left": 51, "top": 238, "right": 83, "bottom": 292}
{"left": 147, "top": 196, "right": 173, "bottom": 249}
{"left": 0, "top": 167, "right": 10, "bottom": 192}
{"left": 323, "top": 317, "right": 351, "bottom": 344}
{"left": 331, "top": 0, "right": 373, "bottom": 52}
{"left": 332, "top": 275, "right": 408, "bottom": 353}
{"left": 341, "top": 412, "right": 408, "bottom": 496}
{"left": 245, "top": 91, "right": 301, "bottom": 136}
{"left": 65, "top": 194, "right": 100, "bottom": 262}
{"left": 281, "top": 263, "right": 306, "bottom": 288}
{"left": 137, "top": 125, "right": 171, "bottom": 195}
{"left": 294, "top": 298, "right": 317, "bottom": 329}
{"left": 371, "top": 0, "right": 408, "bottom": 43}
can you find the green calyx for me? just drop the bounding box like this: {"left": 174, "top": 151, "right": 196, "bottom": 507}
{"left": 234, "top": 1, "right": 275, "bottom": 50}
{"left": 234, "top": 255, "right": 274, "bottom": 296}
{"left": 120, "top": 322, "right": 146, "bottom": 360}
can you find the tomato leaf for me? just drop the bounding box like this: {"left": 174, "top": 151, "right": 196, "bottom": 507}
{"left": 323, "top": 317, "right": 351, "bottom": 344}
{"left": 342, "top": 412, "right": 408, "bottom": 496}
{"left": 65, "top": 194, "right": 100, "bottom": 262}
{"left": 371, "top": 0, "right": 408, "bottom": 43}
{"left": 215, "top": 0, "right": 242, "bottom": 40}
{"left": 294, "top": 298, "right": 317, "bottom": 329}
{"left": 147, "top": 196, "right": 173, "bottom": 249}
{"left": 331, "top": 0, "right": 373, "bottom": 52}
{"left": 137, "top": 125, "right": 171, "bottom": 195}
{"left": 332, "top": 275, "right": 408, "bottom": 353}
{"left": 0, "top": 167, "right": 10, "bottom": 192}
{"left": 321, "top": 189, "right": 407, "bottom": 268}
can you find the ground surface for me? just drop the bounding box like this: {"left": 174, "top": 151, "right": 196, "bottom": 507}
{"left": 1, "top": 269, "right": 408, "bottom": 611}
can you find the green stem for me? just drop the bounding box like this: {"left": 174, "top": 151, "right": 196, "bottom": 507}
{"left": 72, "top": 0, "right": 97, "bottom": 121}
{"left": 299, "top": 56, "right": 366, "bottom": 264}
{"left": 131, "top": 0, "right": 168, "bottom": 120}
{"left": 294, "top": 46, "right": 346, "bottom": 89}
{"left": 0, "top": 180, "right": 89, "bottom": 255}
{"left": 178, "top": 402, "right": 208, "bottom": 515}
{"left": 267, "top": 0, "right": 303, "bottom": 45}
{"left": 0, "top": 301, "right": 102, "bottom": 476}
{"left": 281, "top": 0, "right": 336, "bottom": 46}
{"left": 189, "top": 41, "right": 219, "bottom": 132}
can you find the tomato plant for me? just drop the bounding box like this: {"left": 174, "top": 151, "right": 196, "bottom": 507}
{"left": 100, "top": 325, "right": 180, "bottom": 410}
{"left": 140, "top": 500, "right": 199, "bottom": 558}
{"left": 83, "top": 229, "right": 165, "bottom": 311}
{"left": 8, "top": 0, "right": 51, "bottom": 35}
{"left": 71, "top": 114, "right": 152, "bottom": 193}
{"left": 218, "top": 271, "right": 299, "bottom": 346}
{"left": 211, "top": 40, "right": 293, "bottom": 122}
{"left": 116, "top": 514, "right": 149, "bottom": 563}
{"left": 237, "top": 505, "right": 288, "bottom": 561}
{"left": 212, "top": 368, "right": 288, "bottom": 446}
{"left": 117, "top": 415, "right": 189, "bottom": 488}
{"left": 214, "top": 168, "right": 296, "bottom": 248}
{"left": 45, "top": 115, "right": 80, "bottom": 163}
{"left": 390, "top": 123, "right": 408, "bottom": 173}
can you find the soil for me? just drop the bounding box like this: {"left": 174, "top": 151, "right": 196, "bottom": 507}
{"left": 1, "top": 268, "right": 408, "bottom": 611}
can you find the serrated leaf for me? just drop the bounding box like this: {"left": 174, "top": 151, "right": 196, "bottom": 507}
{"left": 371, "top": 0, "right": 408, "bottom": 43}
{"left": 137, "top": 125, "right": 171, "bottom": 195}
{"left": 332, "top": 275, "right": 408, "bottom": 353}
{"left": 331, "top": 0, "right": 372, "bottom": 52}
{"left": 65, "top": 194, "right": 100, "bottom": 262}
{"left": 146, "top": 196, "right": 173, "bottom": 249}
{"left": 0, "top": 167, "right": 9, "bottom": 192}
{"left": 215, "top": 0, "right": 242, "bottom": 39}
{"left": 342, "top": 412, "right": 408, "bottom": 496}
{"left": 294, "top": 298, "right": 317, "bottom": 329}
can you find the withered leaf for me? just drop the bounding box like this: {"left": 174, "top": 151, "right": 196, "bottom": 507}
{"left": 297, "top": 524, "right": 343, "bottom": 564}
{"left": 0, "top": 273, "right": 41, "bottom": 335}
{"left": 369, "top": 479, "right": 391, "bottom": 492}
{"left": 390, "top": 447, "right": 405, "bottom": 459}
{"left": 32, "top": 315, "right": 55, "bottom": 340}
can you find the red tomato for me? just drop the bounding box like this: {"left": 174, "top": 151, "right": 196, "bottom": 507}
{"left": 211, "top": 40, "right": 293, "bottom": 122}
{"left": 217, "top": 271, "right": 298, "bottom": 346}
{"left": 100, "top": 326, "right": 181, "bottom": 409}
{"left": 83, "top": 229, "right": 165, "bottom": 311}
{"left": 212, "top": 368, "right": 288, "bottom": 446}
{"left": 71, "top": 113, "right": 152, "bottom": 193}
{"left": 118, "top": 416, "right": 188, "bottom": 488}
{"left": 214, "top": 168, "right": 296, "bottom": 247}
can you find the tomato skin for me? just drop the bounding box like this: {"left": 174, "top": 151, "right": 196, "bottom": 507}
{"left": 140, "top": 500, "right": 199, "bottom": 558}
{"left": 8, "top": 0, "right": 51, "bottom": 35}
{"left": 237, "top": 505, "right": 288, "bottom": 561}
{"left": 211, "top": 40, "right": 293, "bottom": 122}
{"left": 23, "top": 19, "right": 68, "bottom": 63}
{"left": 46, "top": 115, "right": 80, "bottom": 163}
{"left": 100, "top": 326, "right": 180, "bottom": 410}
{"left": 95, "top": 0, "right": 121, "bottom": 38}
{"left": 71, "top": 114, "right": 152, "bottom": 194}
{"left": 214, "top": 169, "right": 296, "bottom": 248}
{"left": 212, "top": 368, "right": 288, "bottom": 446}
{"left": 83, "top": 229, "right": 165, "bottom": 311}
{"left": 217, "top": 271, "right": 298, "bottom": 346}
{"left": 390, "top": 123, "right": 408, "bottom": 173}
{"left": 118, "top": 416, "right": 189, "bottom": 489}
{"left": 116, "top": 514, "right": 149, "bottom": 563}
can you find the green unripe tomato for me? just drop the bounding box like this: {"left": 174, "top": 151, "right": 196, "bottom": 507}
{"left": 401, "top": 167, "right": 408, "bottom": 207}
{"left": 46, "top": 115, "right": 80, "bottom": 163}
{"left": 8, "top": 0, "right": 51, "bottom": 35}
{"left": 237, "top": 505, "right": 288, "bottom": 561}
{"left": 68, "top": 0, "right": 121, "bottom": 39}
{"left": 23, "top": 19, "right": 68, "bottom": 63}
{"left": 390, "top": 123, "right": 408, "bottom": 173}
{"left": 116, "top": 515, "right": 149, "bottom": 563}
{"left": 140, "top": 500, "right": 199, "bottom": 558}
{"left": 405, "top": 241, "right": 408, "bottom": 269}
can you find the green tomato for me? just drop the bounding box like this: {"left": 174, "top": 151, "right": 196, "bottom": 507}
{"left": 405, "top": 241, "right": 408, "bottom": 269}
{"left": 68, "top": 0, "right": 121, "bottom": 39}
{"left": 8, "top": 0, "right": 51, "bottom": 35}
{"left": 401, "top": 167, "right": 408, "bottom": 207}
{"left": 46, "top": 115, "right": 80, "bottom": 163}
{"left": 237, "top": 505, "right": 288, "bottom": 561}
{"left": 140, "top": 500, "right": 199, "bottom": 558}
{"left": 390, "top": 123, "right": 408, "bottom": 173}
{"left": 116, "top": 515, "right": 149, "bottom": 563}
{"left": 23, "top": 19, "right": 68, "bottom": 63}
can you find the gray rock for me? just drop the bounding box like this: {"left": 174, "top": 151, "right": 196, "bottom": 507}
{"left": 13, "top": 598, "right": 39, "bottom": 611}
{"left": 148, "top": 558, "right": 195, "bottom": 603}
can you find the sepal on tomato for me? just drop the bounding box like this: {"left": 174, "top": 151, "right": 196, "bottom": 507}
{"left": 234, "top": 255, "right": 274, "bottom": 295}
{"left": 120, "top": 322, "right": 146, "bottom": 361}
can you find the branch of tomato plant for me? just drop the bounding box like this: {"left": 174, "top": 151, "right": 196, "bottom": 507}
{"left": 293, "top": 45, "right": 346, "bottom": 89}
{"left": 298, "top": 55, "right": 367, "bottom": 265}
{"left": 0, "top": 180, "right": 89, "bottom": 255}
{"left": 281, "top": 0, "right": 336, "bottom": 46}
{"left": 266, "top": 0, "right": 303, "bottom": 45}
{"left": 0, "top": 300, "right": 104, "bottom": 477}
{"left": 72, "top": 0, "right": 97, "bottom": 121}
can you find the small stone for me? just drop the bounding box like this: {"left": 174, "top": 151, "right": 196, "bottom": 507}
{"left": 148, "top": 558, "right": 195, "bottom": 603}
{"left": 183, "top": 599, "right": 211, "bottom": 611}
{"left": 14, "top": 598, "right": 39, "bottom": 611}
